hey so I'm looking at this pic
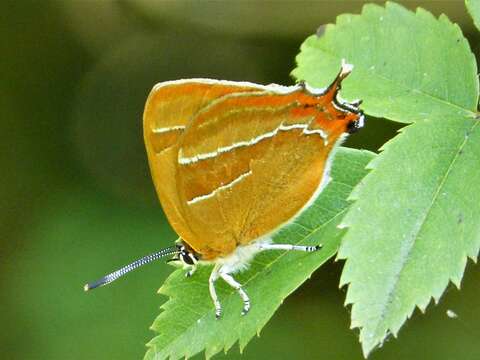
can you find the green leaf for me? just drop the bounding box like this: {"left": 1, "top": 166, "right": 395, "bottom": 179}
{"left": 292, "top": 2, "right": 478, "bottom": 123}
{"left": 466, "top": 0, "right": 480, "bottom": 32}
{"left": 294, "top": 2, "right": 480, "bottom": 357}
{"left": 338, "top": 117, "right": 480, "bottom": 356}
{"left": 145, "top": 147, "right": 374, "bottom": 360}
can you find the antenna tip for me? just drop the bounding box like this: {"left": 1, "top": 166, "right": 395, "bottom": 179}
{"left": 84, "top": 284, "right": 91, "bottom": 292}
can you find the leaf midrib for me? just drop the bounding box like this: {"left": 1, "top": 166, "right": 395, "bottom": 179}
{"left": 154, "top": 206, "right": 349, "bottom": 358}
{"left": 370, "top": 120, "right": 480, "bottom": 340}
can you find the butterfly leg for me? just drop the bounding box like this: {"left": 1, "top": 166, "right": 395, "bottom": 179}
{"left": 209, "top": 264, "right": 222, "bottom": 319}
{"left": 257, "top": 243, "right": 321, "bottom": 252}
{"left": 219, "top": 270, "right": 250, "bottom": 316}
{"left": 185, "top": 265, "right": 197, "bottom": 277}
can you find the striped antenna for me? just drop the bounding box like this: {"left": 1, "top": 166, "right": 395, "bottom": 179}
{"left": 84, "top": 245, "right": 179, "bottom": 291}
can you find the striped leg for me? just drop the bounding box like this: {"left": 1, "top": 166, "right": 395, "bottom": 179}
{"left": 219, "top": 271, "right": 250, "bottom": 316}
{"left": 209, "top": 264, "right": 222, "bottom": 319}
{"left": 257, "top": 243, "right": 321, "bottom": 252}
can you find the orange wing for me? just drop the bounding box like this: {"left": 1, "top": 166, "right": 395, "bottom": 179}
{"left": 143, "top": 68, "right": 363, "bottom": 261}
{"left": 171, "top": 69, "right": 363, "bottom": 260}
{"left": 143, "top": 80, "right": 265, "bottom": 246}
{"left": 143, "top": 79, "right": 264, "bottom": 154}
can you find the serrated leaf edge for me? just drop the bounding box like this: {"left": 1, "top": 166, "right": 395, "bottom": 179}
{"left": 146, "top": 207, "right": 353, "bottom": 360}
{"left": 337, "top": 119, "right": 480, "bottom": 357}
{"left": 292, "top": 2, "right": 478, "bottom": 121}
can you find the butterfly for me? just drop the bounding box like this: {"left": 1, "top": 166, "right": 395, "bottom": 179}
{"left": 85, "top": 60, "right": 364, "bottom": 319}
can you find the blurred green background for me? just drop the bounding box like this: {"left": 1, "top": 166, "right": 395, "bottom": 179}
{"left": 1, "top": 1, "right": 479, "bottom": 359}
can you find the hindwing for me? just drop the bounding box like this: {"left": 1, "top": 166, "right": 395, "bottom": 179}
{"left": 143, "top": 69, "right": 363, "bottom": 260}
{"left": 175, "top": 84, "right": 360, "bottom": 259}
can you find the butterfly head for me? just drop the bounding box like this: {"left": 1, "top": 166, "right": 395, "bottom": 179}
{"left": 167, "top": 242, "right": 200, "bottom": 266}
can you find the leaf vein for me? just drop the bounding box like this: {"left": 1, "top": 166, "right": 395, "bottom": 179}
{"left": 153, "top": 208, "right": 349, "bottom": 357}
{"left": 373, "top": 120, "right": 480, "bottom": 335}
{"left": 315, "top": 44, "right": 477, "bottom": 116}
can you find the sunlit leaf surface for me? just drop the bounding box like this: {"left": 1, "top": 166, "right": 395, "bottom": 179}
{"left": 295, "top": 2, "right": 480, "bottom": 356}
{"left": 293, "top": 2, "right": 478, "bottom": 124}
{"left": 466, "top": 0, "right": 480, "bottom": 32}
{"left": 145, "top": 148, "right": 374, "bottom": 359}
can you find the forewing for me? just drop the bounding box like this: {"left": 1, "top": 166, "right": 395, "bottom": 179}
{"left": 143, "top": 80, "right": 262, "bottom": 154}
{"left": 143, "top": 80, "right": 263, "bottom": 242}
